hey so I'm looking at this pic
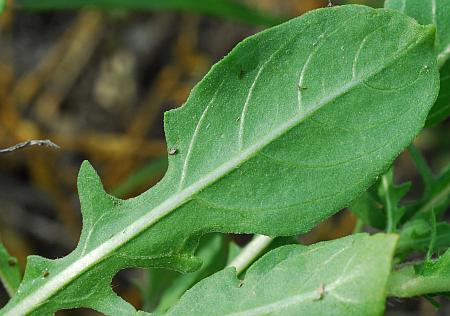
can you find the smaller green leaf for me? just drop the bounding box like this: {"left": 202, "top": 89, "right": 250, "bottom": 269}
{"left": 412, "top": 164, "right": 450, "bottom": 218}
{"left": 163, "top": 234, "right": 398, "bottom": 316}
{"left": 425, "top": 209, "right": 437, "bottom": 264}
{"left": 396, "top": 219, "right": 450, "bottom": 255}
{"left": 154, "top": 234, "right": 229, "bottom": 312}
{"left": 379, "top": 169, "right": 411, "bottom": 232}
{"left": 0, "top": 0, "right": 5, "bottom": 13}
{"left": 408, "top": 144, "right": 434, "bottom": 197}
{"left": 427, "top": 59, "right": 450, "bottom": 126}
{"left": 0, "top": 242, "right": 21, "bottom": 298}
{"left": 388, "top": 248, "right": 450, "bottom": 297}
{"left": 350, "top": 187, "right": 385, "bottom": 230}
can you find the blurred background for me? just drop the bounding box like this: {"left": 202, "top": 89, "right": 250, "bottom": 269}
{"left": 0, "top": 0, "right": 449, "bottom": 314}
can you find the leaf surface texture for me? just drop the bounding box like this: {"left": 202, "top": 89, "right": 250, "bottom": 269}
{"left": 164, "top": 234, "right": 398, "bottom": 316}
{"left": 0, "top": 5, "right": 439, "bottom": 315}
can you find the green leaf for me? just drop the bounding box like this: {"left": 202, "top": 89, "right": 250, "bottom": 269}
{"left": 350, "top": 187, "right": 385, "bottom": 229}
{"left": 426, "top": 59, "right": 450, "bottom": 126}
{"left": 0, "top": 0, "right": 5, "bottom": 14}
{"left": 408, "top": 144, "right": 434, "bottom": 197}
{"left": 350, "top": 168, "right": 411, "bottom": 232}
{"left": 412, "top": 165, "right": 450, "bottom": 218}
{"left": 379, "top": 169, "right": 411, "bottom": 232}
{"left": 388, "top": 248, "right": 450, "bottom": 297}
{"left": 153, "top": 234, "right": 229, "bottom": 312}
{"left": 397, "top": 219, "right": 450, "bottom": 255}
{"left": 0, "top": 242, "right": 21, "bottom": 298}
{"left": 385, "top": 0, "right": 450, "bottom": 125}
{"left": 385, "top": 0, "right": 450, "bottom": 66}
{"left": 1, "top": 5, "right": 439, "bottom": 315}
{"left": 12, "top": 0, "right": 283, "bottom": 26}
{"left": 163, "top": 234, "right": 398, "bottom": 316}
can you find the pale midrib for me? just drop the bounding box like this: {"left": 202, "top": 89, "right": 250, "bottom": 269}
{"left": 225, "top": 277, "right": 346, "bottom": 316}
{"left": 4, "top": 27, "right": 431, "bottom": 316}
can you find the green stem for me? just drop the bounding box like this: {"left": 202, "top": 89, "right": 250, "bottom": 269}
{"left": 353, "top": 218, "right": 364, "bottom": 234}
{"left": 382, "top": 175, "right": 394, "bottom": 233}
{"left": 387, "top": 265, "right": 450, "bottom": 297}
{"left": 227, "top": 235, "right": 273, "bottom": 275}
{"left": 425, "top": 209, "right": 437, "bottom": 262}
{"left": 408, "top": 144, "right": 433, "bottom": 197}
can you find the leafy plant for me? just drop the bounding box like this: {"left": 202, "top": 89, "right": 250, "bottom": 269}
{"left": 1, "top": 1, "right": 450, "bottom": 316}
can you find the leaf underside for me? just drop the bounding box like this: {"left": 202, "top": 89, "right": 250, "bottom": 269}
{"left": 1, "top": 5, "right": 439, "bottom": 316}
{"left": 163, "top": 234, "right": 398, "bottom": 316}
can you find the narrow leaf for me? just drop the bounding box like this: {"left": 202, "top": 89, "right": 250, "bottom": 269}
{"left": 397, "top": 219, "right": 450, "bottom": 255}
{"left": 164, "top": 234, "right": 398, "bottom": 316}
{"left": 408, "top": 144, "right": 434, "bottom": 197}
{"left": 0, "top": 242, "right": 21, "bottom": 298}
{"left": 379, "top": 169, "right": 411, "bottom": 232}
{"left": 12, "top": 0, "right": 283, "bottom": 26}
{"left": 426, "top": 59, "right": 450, "bottom": 126}
{"left": 1, "top": 5, "right": 439, "bottom": 315}
{"left": 413, "top": 165, "right": 450, "bottom": 218}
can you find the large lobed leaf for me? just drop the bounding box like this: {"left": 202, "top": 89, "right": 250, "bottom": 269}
{"left": 0, "top": 5, "right": 439, "bottom": 315}
{"left": 162, "top": 234, "right": 398, "bottom": 316}
{"left": 385, "top": 0, "right": 450, "bottom": 125}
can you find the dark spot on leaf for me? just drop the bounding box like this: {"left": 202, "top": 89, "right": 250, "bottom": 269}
{"left": 238, "top": 280, "right": 244, "bottom": 288}
{"left": 239, "top": 69, "right": 246, "bottom": 80}
{"left": 298, "top": 85, "right": 308, "bottom": 91}
{"left": 43, "top": 270, "right": 49, "bottom": 278}
{"left": 8, "top": 257, "right": 17, "bottom": 266}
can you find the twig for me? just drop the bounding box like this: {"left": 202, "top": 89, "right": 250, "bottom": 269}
{"left": 227, "top": 235, "right": 273, "bottom": 275}
{"left": 0, "top": 139, "right": 60, "bottom": 154}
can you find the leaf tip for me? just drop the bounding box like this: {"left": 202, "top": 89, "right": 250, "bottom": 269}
{"left": 77, "top": 160, "right": 119, "bottom": 214}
